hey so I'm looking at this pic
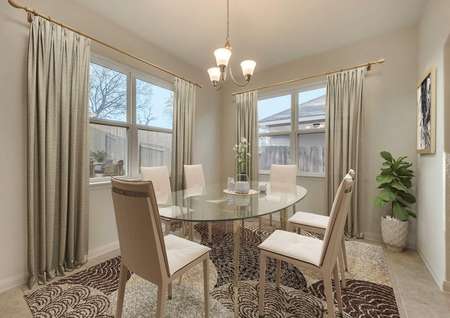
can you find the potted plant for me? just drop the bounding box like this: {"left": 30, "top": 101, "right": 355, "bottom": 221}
{"left": 375, "top": 151, "right": 416, "bottom": 251}
{"left": 233, "top": 138, "right": 251, "bottom": 193}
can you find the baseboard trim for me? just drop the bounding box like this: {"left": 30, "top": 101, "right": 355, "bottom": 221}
{"left": 417, "top": 248, "right": 444, "bottom": 291}
{"left": 442, "top": 280, "right": 450, "bottom": 293}
{"left": 88, "top": 241, "right": 119, "bottom": 259}
{"left": 0, "top": 273, "right": 27, "bottom": 295}
{"left": 0, "top": 241, "right": 120, "bottom": 296}
{"left": 361, "top": 232, "right": 382, "bottom": 243}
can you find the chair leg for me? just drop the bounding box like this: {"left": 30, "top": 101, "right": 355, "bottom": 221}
{"left": 203, "top": 258, "right": 209, "bottom": 318}
{"left": 275, "top": 259, "right": 281, "bottom": 288}
{"left": 333, "top": 265, "right": 343, "bottom": 314}
{"left": 258, "top": 217, "right": 262, "bottom": 230}
{"left": 338, "top": 250, "right": 346, "bottom": 289}
{"left": 115, "top": 263, "right": 128, "bottom": 318}
{"left": 258, "top": 253, "right": 267, "bottom": 317}
{"left": 183, "top": 221, "right": 187, "bottom": 237}
{"left": 164, "top": 220, "right": 170, "bottom": 235}
{"left": 189, "top": 223, "right": 193, "bottom": 241}
{"left": 269, "top": 214, "right": 273, "bottom": 226}
{"left": 208, "top": 223, "right": 212, "bottom": 243}
{"left": 168, "top": 282, "right": 172, "bottom": 300}
{"left": 342, "top": 237, "right": 349, "bottom": 271}
{"left": 156, "top": 284, "right": 168, "bottom": 318}
{"left": 323, "top": 273, "right": 336, "bottom": 318}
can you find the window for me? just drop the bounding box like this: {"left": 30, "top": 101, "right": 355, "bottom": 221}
{"left": 258, "top": 95, "right": 291, "bottom": 171}
{"left": 257, "top": 85, "right": 326, "bottom": 177}
{"left": 88, "top": 58, "right": 174, "bottom": 181}
{"left": 298, "top": 87, "right": 326, "bottom": 177}
{"left": 136, "top": 78, "right": 173, "bottom": 170}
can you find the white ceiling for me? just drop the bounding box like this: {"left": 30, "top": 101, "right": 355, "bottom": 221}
{"left": 71, "top": 0, "right": 427, "bottom": 72}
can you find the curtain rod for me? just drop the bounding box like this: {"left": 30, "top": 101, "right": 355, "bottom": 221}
{"left": 232, "top": 58, "right": 385, "bottom": 96}
{"left": 7, "top": 0, "right": 202, "bottom": 88}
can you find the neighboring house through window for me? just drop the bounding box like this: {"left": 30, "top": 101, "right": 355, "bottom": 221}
{"left": 257, "top": 85, "right": 326, "bottom": 177}
{"left": 88, "top": 57, "right": 173, "bottom": 181}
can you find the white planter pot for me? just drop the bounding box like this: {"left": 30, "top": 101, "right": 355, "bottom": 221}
{"left": 381, "top": 216, "right": 409, "bottom": 252}
{"left": 235, "top": 181, "right": 250, "bottom": 194}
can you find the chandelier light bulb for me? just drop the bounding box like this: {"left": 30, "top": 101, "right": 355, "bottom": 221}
{"left": 207, "top": 67, "right": 221, "bottom": 83}
{"left": 240, "top": 60, "right": 256, "bottom": 78}
{"left": 214, "top": 48, "right": 232, "bottom": 67}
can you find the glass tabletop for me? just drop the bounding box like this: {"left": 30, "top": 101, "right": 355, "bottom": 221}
{"left": 158, "top": 182, "right": 307, "bottom": 222}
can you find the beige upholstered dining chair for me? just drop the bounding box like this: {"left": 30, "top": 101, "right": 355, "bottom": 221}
{"left": 141, "top": 166, "right": 172, "bottom": 205}
{"left": 111, "top": 178, "right": 211, "bottom": 318}
{"left": 184, "top": 164, "right": 214, "bottom": 241}
{"left": 184, "top": 164, "right": 206, "bottom": 197}
{"left": 288, "top": 169, "right": 356, "bottom": 287}
{"left": 262, "top": 164, "right": 298, "bottom": 228}
{"left": 141, "top": 166, "right": 183, "bottom": 235}
{"left": 270, "top": 164, "right": 297, "bottom": 193}
{"left": 258, "top": 173, "right": 354, "bottom": 318}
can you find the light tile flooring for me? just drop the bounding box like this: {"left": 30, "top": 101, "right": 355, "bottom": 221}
{"left": 0, "top": 247, "right": 449, "bottom": 317}
{"left": 385, "top": 249, "right": 450, "bottom": 318}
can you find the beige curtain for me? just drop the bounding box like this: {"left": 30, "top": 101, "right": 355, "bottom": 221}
{"left": 27, "top": 17, "right": 90, "bottom": 287}
{"left": 171, "top": 78, "right": 197, "bottom": 191}
{"left": 235, "top": 91, "right": 258, "bottom": 182}
{"left": 326, "top": 67, "right": 366, "bottom": 237}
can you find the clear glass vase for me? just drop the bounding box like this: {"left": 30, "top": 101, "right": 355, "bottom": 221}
{"left": 235, "top": 172, "right": 250, "bottom": 193}
{"left": 236, "top": 173, "right": 248, "bottom": 182}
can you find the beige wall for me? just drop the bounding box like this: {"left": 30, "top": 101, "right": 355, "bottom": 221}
{"left": 220, "top": 26, "right": 418, "bottom": 244}
{"left": 0, "top": 0, "right": 221, "bottom": 292}
{"left": 417, "top": 0, "right": 450, "bottom": 291}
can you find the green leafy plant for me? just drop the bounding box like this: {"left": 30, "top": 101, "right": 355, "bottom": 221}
{"left": 233, "top": 138, "right": 250, "bottom": 178}
{"left": 90, "top": 150, "right": 107, "bottom": 163}
{"left": 375, "top": 151, "right": 416, "bottom": 221}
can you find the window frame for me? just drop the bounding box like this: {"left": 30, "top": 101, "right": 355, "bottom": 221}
{"left": 89, "top": 54, "right": 174, "bottom": 184}
{"left": 257, "top": 82, "right": 327, "bottom": 178}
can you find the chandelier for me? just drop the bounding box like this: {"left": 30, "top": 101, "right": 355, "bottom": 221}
{"left": 207, "top": 0, "right": 256, "bottom": 88}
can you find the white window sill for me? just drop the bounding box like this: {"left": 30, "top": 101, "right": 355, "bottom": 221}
{"left": 259, "top": 171, "right": 325, "bottom": 179}
{"left": 89, "top": 179, "right": 112, "bottom": 189}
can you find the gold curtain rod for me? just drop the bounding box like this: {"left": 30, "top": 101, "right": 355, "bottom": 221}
{"left": 7, "top": 0, "right": 202, "bottom": 88}
{"left": 232, "top": 58, "right": 385, "bottom": 95}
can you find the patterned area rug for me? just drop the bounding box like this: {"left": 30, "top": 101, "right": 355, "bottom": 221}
{"left": 24, "top": 224, "right": 400, "bottom": 317}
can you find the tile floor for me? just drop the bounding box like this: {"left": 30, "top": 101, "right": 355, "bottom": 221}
{"left": 0, "top": 247, "right": 448, "bottom": 317}
{"left": 385, "top": 249, "right": 450, "bottom": 318}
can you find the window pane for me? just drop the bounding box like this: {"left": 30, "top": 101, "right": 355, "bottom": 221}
{"left": 89, "top": 124, "right": 127, "bottom": 178}
{"left": 138, "top": 130, "right": 172, "bottom": 170}
{"left": 298, "top": 87, "right": 326, "bottom": 177}
{"left": 258, "top": 135, "right": 290, "bottom": 171}
{"left": 298, "top": 87, "right": 326, "bottom": 129}
{"left": 298, "top": 132, "right": 325, "bottom": 177}
{"left": 258, "top": 95, "right": 291, "bottom": 133}
{"left": 89, "top": 63, "right": 127, "bottom": 122}
{"left": 136, "top": 79, "right": 174, "bottom": 129}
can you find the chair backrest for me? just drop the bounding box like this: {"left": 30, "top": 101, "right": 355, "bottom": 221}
{"left": 270, "top": 164, "right": 297, "bottom": 192}
{"left": 319, "top": 173, "right": 354, "bottom": 268}
{"left": 111, "top": 178, "right": 170, "bottom": 284}
{"left": 184, "top": 164, "right": 206, "bottom": 197}
{"left": 141, "top": 166, "right": 172, "bottom": 204}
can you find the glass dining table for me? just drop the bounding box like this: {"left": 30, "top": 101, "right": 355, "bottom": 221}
{"left": 158, "top": 182, "right": 307, "bottom": 316}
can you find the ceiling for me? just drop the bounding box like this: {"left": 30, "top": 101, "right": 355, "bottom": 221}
{"left": 71, "top": 0, "right": 427, "bottom": 73}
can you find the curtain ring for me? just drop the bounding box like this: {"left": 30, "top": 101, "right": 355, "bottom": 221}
{"left": 27, "top": 12, "right": 33, "bottom": 23}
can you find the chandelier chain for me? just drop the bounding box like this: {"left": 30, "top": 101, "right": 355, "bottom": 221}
{"left": 226, "top": 0, "right": 230, "bottom": 44}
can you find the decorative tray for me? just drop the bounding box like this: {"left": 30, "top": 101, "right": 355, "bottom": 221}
{"left": 223, "top": 189, "right": 259, "bottom": 196}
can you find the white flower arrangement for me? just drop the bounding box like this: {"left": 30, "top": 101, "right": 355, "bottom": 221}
{"left": 233, "top": 137, "right": 251, "bottom": 177}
